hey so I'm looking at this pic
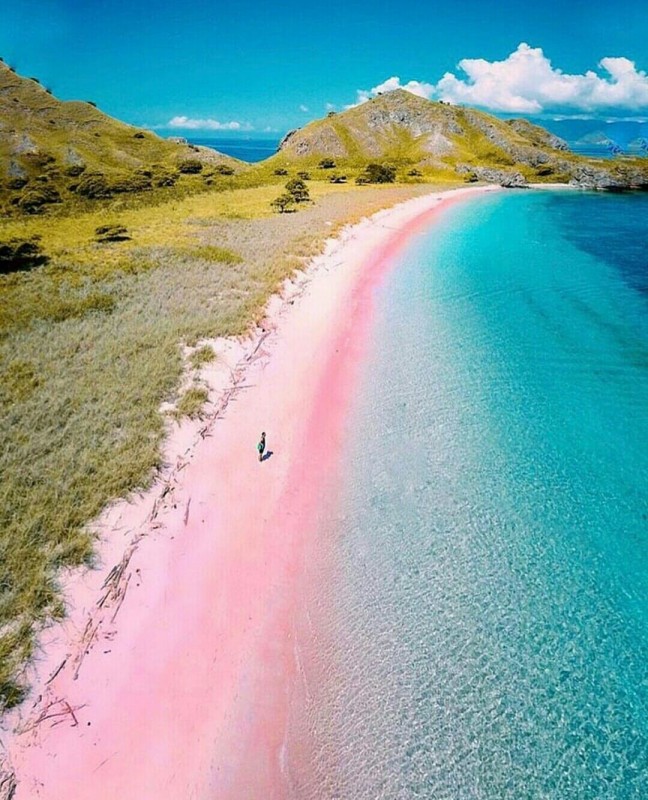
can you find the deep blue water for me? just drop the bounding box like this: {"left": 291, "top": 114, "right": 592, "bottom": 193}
{"left": 294, "top": 191, "right": 648, "bottom": 799}
{"left": 186, "top": 137, "right": 279, "bottom": 162}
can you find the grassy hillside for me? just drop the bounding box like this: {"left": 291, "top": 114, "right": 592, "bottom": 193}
{"left": 0, "top": 61, "right": 244, "bottom": 217}
{"left": 269, "top": 89, "right": 648, "bottom": 189}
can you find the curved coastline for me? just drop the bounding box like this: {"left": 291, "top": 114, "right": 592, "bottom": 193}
{"left": 3, "top": 185, "right": 496, "bottom": 799}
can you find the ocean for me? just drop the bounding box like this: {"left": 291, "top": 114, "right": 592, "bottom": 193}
{"left": 292, "top": 190, "right": 648, "bottom": 798}
{"left": 186, "top": 137, "right": 279, "bottom": 162}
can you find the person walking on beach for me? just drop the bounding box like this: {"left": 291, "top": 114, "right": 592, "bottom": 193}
{"left": 257, "top": 432, "right": 266, "bottom": 462}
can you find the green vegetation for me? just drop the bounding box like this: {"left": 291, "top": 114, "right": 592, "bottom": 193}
{"left": 271, "top": 193, "right": 295, "bottom": 213}
{"left": 174, "top": 386, "right": 209, "bottom": 419}
{"left": 285, "top": 177, "right": 310, "bottom": 202}
{"left": 189, "top": 344, "right": 216, "bottom": 368}
{"left": 357, "top": 163, "right": 397, "bottom": 184}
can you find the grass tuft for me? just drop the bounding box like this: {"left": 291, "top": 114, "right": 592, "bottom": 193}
{"left": 190, "top": 345, "right": 216, "bottom": 368}
{"left": 174, "top": 386, "right": 209, "bottom": 419}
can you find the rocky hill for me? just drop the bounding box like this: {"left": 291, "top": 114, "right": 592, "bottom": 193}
{"left": 0, "top": 61, "right": 244, "bottom": 215}
{"left": 273, "top": 89, "right": 648, "bottom": 189}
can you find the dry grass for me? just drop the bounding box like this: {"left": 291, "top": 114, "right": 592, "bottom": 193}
{"left": 0, "top": 180, "right": 453, "bottom": 708}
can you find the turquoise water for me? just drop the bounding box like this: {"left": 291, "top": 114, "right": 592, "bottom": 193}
{"left": 295, "top": 191, "right": 648, "bottom": 799}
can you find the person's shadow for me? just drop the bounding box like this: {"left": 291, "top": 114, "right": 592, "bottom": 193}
{"left": 261, "top": 450, "right": 273, "bottom": 462}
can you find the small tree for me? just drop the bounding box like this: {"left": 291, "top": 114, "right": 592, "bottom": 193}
{"left": 359, "top": 163, "right": 397, "bottom": 183}
{"left": 271, "top": 193, "right": 295, "bottom": 213}
{"left": 285, "top": 178, "right": 309, "bottom": 203}
{"left": 318, "top": 158, "right": 336, "bottom": 169}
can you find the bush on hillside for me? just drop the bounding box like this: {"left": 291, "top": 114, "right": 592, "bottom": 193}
{"left": 357, "top": 163, "right": 396, "bottom": 184}
{"left": 94, "top": 224, "right": 130, "bottom": 243}
{"left": 73, "top": 173, "right": 113, "bottom": 199}
{"left": 273, "top": 168, "right": 288, "bottom": 176}
{"left": 318, "top": 158, "right": 336, "bottom": 169}
{"left": 154, "top": 170, "right": 177, "bottom": 187}
{"left": 329, "top": 173, "right": 347, "bottom": 184}
{"left": 18, "top": 186, "right": 61, "bottom": 213}
{"left": 214, "top": 164, "right": 235, "bottom": 175}
{"left": 297, "top": 171, "right": 310, "bottom": 180}
{"left": 8, "top": 177, "right": 28, "bottom": 190}
{"left": 110, "top": 172, "right": 152, "bottom": 193}
{"left": 0, "top": 237, "right": 48, "bottom": 273}
{"left": 133, "top": 132, "right": 146, "bottom": 139}
{"left": 178, "top": 158, "right": 203, "bottom": 174}
{"left": 285, "top": 177, "right": 310, "bottom": 202}
{"left": 271, "top": 193, "right": 295, "bottom": 213}
{"left": 22, "top": 152, "right": 55, "bottom": 168}
{"left": 408, "top": 168, "right": 423, "bottom": 177}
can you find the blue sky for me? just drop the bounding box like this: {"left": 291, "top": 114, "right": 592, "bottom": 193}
{"left": 2, "top": 0, "right": 648, "bottom": 136}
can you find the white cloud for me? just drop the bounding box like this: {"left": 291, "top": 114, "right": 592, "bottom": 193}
{"left": 436, "top": 44, "right": 648, "bottom": 113}
{"left": 299, "top": 104, "right": 309, "bottom": 112}
{"left": 349, "top": 44, "right": 648, "bottom": 116}
{"left": 167, "top": 115, "right": 252, "bottom": 131}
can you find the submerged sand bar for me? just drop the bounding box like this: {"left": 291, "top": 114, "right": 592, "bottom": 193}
{"left": 4, "top": 185, "right": 496, "bottom": 799}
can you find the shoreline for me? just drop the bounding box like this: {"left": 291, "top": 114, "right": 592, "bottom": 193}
{"left": 2, "top": 184, "right": 496, "bottom": 799}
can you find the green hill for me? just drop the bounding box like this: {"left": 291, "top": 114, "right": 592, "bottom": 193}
{"left": 0, "top": 61, "right": 244, "bottom": 216}
{"left": 269, "top": 89, "right": 648, "bottom": 189}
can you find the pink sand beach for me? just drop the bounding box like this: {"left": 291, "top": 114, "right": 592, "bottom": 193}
{"left": 2, "top": 186, "right": 495, "bottom": 799}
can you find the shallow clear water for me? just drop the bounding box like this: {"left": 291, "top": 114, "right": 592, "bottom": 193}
{"left": 296, "top": 191, "right": 648, "bottom": 799}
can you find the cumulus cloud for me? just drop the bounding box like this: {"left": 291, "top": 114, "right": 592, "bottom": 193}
{"left": 167, "top": 115, "right": 251, "bottom": 131}
{"left": 349, "top": 44, "right": 648, "bottom": 115}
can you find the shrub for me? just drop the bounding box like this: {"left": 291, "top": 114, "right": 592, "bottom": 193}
{"left": 273, "top": 168, "right": 289, "bottom": 176}
{"left": 133, "top": 132, "right": 145, "bottom": 139}
{"left": 18, "top": 187, "right": 61, "bottom": 213}
{"left": 358, "top": 163, "right": 397, "bottom": 183}
{"left": 214, "top": 164, "right": 235, "bottom": 176}
{"left": 271, "top": 193, "right": 295, "bottom": 213}
{"left": 407, "top": 168, "right": 423, "bottom": 177}
{"left": 94, "top": 224, "right": 130, "bottom": 243}
{"left": 535, "top": 165, "right": 554, "bottom": 177}
{"left": 86, "top": 100, "right": 97, "bottom": 107}
{"left": 318, "top": 158, "right": 336, "bottom": 169}
{"left": 110, "top": 172, "right": 152, "bottom": 193}
{"left": 23, "top": 152, "right": 55, "bottom": 168}
{"left": 154, "top": 171, "right": 177, "bottom": 187}
{"left": 0, "top": 237, "right": 48, "bottom": 273}
{"left": 178, "top": 158, "right": 203, "bottom": 174}
{"left": 296, "top": 171, "right": 310, "bottom": 180}
{"left": 285, "top": 178, "right": 309, "bottom": 202}
{"left": 7, "top": 177, "right": 28, "bottom": 190}
{"left": 74, "top": 173, "right": 112, "bottom": 198}
{"left": 329, "top": 173, "right": 347, "bottom": 184}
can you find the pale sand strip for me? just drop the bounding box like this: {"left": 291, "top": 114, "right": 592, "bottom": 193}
{"left": 3, "top": 185, "right": 497, "bottom": 799}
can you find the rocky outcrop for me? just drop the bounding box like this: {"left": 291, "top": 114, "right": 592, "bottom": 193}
{"left": 566, "top": 162, "right": 648, "bottom": 190}
{"left": 456, "top": 164, "right": 528, "bottom": 187}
